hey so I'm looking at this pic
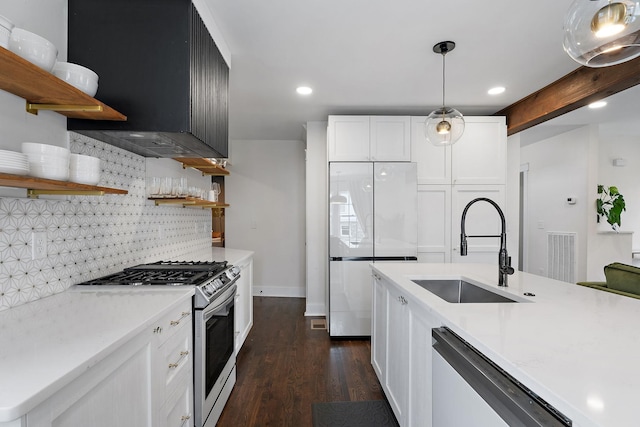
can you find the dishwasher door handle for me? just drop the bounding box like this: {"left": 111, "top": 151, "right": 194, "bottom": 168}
{"left": 432, "top": 327, "right": 572, "bottom": 427}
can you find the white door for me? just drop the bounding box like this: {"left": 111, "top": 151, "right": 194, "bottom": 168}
{"left": 417, "top": 185, "right": 451, "bottom": 263}
{"left": 451, "top": 116, "right": 506, "bottom": 185}
{"left": 410, "top": 116, "right": 451, "bottom": 185}
{"left": 327, "top": 116, "right": 370, "bottom": 161}
{"left": 373, "top": 162, "right": 417, "bottom": 258}
{"left": 451, "top": 185, "right": 506, "bottom": 264}
{"left": 371, "top": 272, "right": 388, "bottom": 379}
{"left": 384, "top": 281, "right": 409, "bottom": 424}
{"left": 370, "top": 116, "right": 411, "bottom": 161}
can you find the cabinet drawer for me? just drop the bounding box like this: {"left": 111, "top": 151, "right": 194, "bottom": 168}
{"left": 164, "top": 374, "right": 193, "bottom": 427}
{"left": 160, "top": 324, "right": 192, "bottom": 389}
{"left": 154, "top": 300, "right": 192, "bottom": 344}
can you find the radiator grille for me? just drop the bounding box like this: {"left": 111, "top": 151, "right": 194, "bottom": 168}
{"left": 547, "top": 232, "right": 576, "bottom": 282}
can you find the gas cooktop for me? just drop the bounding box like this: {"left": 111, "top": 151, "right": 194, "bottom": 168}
{"left": 76, "top": 260, "right": 241, "bottom": 308}
{"left": 77, "top": 261, "right": 230, "bottom": 286}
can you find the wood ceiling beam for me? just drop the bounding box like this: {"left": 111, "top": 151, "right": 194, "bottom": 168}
{"left": 495, "top": 56, "right": 640, "bottom": 136}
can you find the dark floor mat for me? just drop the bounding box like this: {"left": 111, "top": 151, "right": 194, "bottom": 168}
{"left": 312, "top": 400, "right": 399, "bottom": 427}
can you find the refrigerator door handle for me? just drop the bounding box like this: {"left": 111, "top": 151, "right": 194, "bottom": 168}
{"left": 372, "top": 256, "right": 418, "bottom": 262}
{"left": 330, "top": 257, "right": 375, "bottom": 261}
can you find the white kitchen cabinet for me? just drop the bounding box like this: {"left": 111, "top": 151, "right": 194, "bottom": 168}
{"left": 371, "top": 273, "right": 387, "bottom": 379}
{"left": 371, "top": 272, "right": 438, "bottom": 427}
{"left": 369, "top": 116, "right": 411, "bottom": 161}
{"left": 234, "top": 255, "right": 254, "bottom": 353}
{"left": 156, "top": 301, "right": 193, "bottom": 427}
{"left": 328, "top": 116, "right": 370, "bottom": 161}
{"left": 24, "top": 299, "right": 193, "bottom": 427}
{"left": 417, "top": 185, "right": 451, "bottom": 263}
{"left": 417, "top": 184, "right": 505, "bottom": 264}
{"left": 412, "top": 116, "right": 507, "bottom": 264}
{"left": 411, "top": 116, "right": 506, "bottom": 185}
{"left": 451, "top": 185, "right": 506, "bottom": 264}
{"left": 451, "top": 116, "right": 506, "bottom": 185}
{"left": 410, "top": 117, "right": 451, "bottom": 185}
{"left": 26, "top": 335, "right": 155, "bottom": 427}
{"left": 328, "top": 115, "right": 411, "bottom": 161}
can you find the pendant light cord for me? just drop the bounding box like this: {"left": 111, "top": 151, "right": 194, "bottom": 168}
{"left": 441, "top": 52, "right": 446, "bottom": 109}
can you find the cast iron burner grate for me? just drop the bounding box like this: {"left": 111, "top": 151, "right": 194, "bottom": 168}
{"left": 77, "top": 261, "right": 229, "bottom": 286}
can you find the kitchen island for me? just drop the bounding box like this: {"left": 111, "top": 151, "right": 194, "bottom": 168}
{"left": 371, "top": 262, "right": 640, "bottom": 427}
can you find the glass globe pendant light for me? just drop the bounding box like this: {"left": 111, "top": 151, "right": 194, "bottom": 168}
{"left": 425, "top": 41, "right": 465, "bottom": 146}
{"left": 563, "top": 0, "right": 640, "bottom": 67}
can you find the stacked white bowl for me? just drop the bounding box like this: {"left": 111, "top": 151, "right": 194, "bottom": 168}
{"left": 52, "top": 62, "right": 99, "bottom": 97}
{"left": 0, "top": 149, "right": 29, "bottom": 175}
{"left": 22, "top": 142, "right": 70, "bottom": 181}
{"left": 69, "top": 153, "right": 100, "bottom": 185}
{"left": 8, "top": 27, "right": 57, "bottom": 72}
{"left": 0, "top": 15, "right": 14, "bottom": 49}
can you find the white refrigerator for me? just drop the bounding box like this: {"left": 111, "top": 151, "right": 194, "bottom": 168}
{"left": 329, "top": 162, "right": 417, "bottom": 336}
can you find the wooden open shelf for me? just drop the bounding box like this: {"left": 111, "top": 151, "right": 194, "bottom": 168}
{"left": 0, "top": 172, "right": 128, "bottom": 197}
{"left": 149, "top": 197, "right": 229, "bottom": 209}
{"left": 0, "top": 46, "right": 126, "bottom": 120}
{"left": 173, "top": 158, "right": 229, "bottom": 176}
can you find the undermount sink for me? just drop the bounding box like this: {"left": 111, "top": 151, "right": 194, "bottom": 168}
{"left": 411, "top": 279, "right": 518, "bottom": 303}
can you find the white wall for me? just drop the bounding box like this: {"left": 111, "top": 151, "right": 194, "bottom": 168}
{"left": 520, "top": 126, "right": 592, "bottom": 281}
{"left": 305, "top": 122, "right": 327, "bottom": 316}
{"left": 225, "top": 139, "right": 306, "bottom": 297}
{"left": 0, "top": 1, "right": 69, "bottom": 155}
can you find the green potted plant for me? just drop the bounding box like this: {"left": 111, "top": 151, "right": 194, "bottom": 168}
{"left": 597, "top": 185, "right": 626, "bottom": 231}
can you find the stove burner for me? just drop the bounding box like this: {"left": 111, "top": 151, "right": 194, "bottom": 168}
{"left": 77, "top": 261, "right": 230, "bottom": 286}
{"left": 126, "top": 260, "right": 228, "bottom": 272}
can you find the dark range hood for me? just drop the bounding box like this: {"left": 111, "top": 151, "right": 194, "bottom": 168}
{"left": 67, "top": 0, "right": 228, "bottom": 158}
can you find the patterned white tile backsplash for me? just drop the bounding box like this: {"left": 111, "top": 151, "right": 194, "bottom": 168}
{"left": 0, "top": 133, "right": 211, "bottom": 311}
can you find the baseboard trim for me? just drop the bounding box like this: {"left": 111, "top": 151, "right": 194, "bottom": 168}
{"left": 304, "top": 302, "right": 326, "bottom": 317}
{"left": 253, "top": 286, "right": 306, "bottom": 298}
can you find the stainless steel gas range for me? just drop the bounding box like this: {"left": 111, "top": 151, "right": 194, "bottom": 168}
{"left": 77, "top": 260, "right": 241, "bottom": 427}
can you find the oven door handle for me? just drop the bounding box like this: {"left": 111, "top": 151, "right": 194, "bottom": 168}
{"left": 202, "top": 283, "right": 237, "bottom": 321}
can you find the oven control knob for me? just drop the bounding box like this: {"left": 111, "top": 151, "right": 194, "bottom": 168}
{"left": 213, "top": 278, "right": 224, "bottom": 289}
{"left": 227, "top": 267, "right": 240, "bottom": 279}
{"left": 202, "top": 284, "right": 214, "bottom": 296}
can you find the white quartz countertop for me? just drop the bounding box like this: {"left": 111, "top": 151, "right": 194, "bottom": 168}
{"left": 0, "top": 287, "right": 194, "bottom": 422}
{"left": 371, "top": 262, "right": 640, "bottom": 427}
{"left": 181, "top": 247, "right": 254, "bottom": 266}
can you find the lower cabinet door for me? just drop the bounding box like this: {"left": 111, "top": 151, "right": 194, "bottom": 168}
{"left": 27, "top": 338, "right": 154, "bottom": 427}
{"left": 385, "top": 284, "right": 408, "bottom": 424}
{"left": 165, "top": 375, "right": 193, "bottom": 427}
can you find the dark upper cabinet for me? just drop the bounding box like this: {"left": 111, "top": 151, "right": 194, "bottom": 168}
{"left": 67, "top": 0, "right": 229, "bottom": 158}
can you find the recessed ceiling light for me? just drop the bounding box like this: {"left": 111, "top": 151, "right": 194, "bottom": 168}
{"left": 588, "top": 100, "right": 607, "bottom": 109}
{"left": 488, "top": 86, "right": 505, "bottom": 95}
{"left": 296, "top": 86, "right": 313, "bottom": 95}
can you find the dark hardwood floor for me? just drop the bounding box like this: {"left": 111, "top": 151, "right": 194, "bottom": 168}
{"left": 216, "top": 297, "right": 384, "bottom": 427}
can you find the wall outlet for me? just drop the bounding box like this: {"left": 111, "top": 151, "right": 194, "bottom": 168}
{"left": 31, "top": 232, "right": 47, "bottom": 260}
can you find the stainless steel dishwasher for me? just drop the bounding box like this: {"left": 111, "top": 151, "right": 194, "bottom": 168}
{"left": 432, "top": 327, "right": 572, "bottom": 427}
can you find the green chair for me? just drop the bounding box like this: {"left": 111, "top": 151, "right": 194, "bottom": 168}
{"left": 577, "top": 262, "right": 640, "bottom": 299}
